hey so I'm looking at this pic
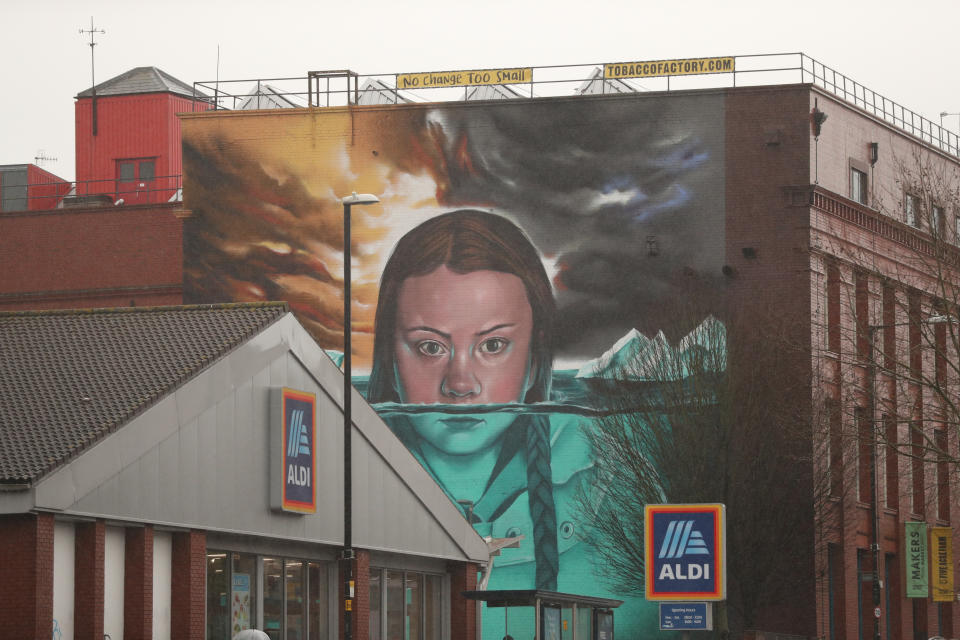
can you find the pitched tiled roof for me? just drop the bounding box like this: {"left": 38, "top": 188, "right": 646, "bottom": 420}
{"left": 0, "top": 303, "right": 288, "bottom": 483}
{"left": 76, "top": 66, "right": 208, "bottom": 99}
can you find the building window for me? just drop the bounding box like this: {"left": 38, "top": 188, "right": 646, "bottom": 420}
{"left": 851, "top": 167, "right": 868, "bottom": 204}
{"left": 905, "top": 193, "right": 921, "bottom": 227}
{"left": 829, "top": 399, "right": 843, "bottom": 498}
{"left": 857, "top": 407, "right": 873, "bottom": 504}
{"left": 139, "top": 159, "right": 155, "bottom": 181}
{"left": 827, "top": 263, "right": 841, "bottom": 353}
{"left": 116, "top": 157, "right": 158, "bottom": 191}
{"left": 885, "top": 415, "right": 899, "bottom": 511}
{"left": 912, "top": 422, "right": 926, "bottom": 515}
{"left": 855, "top": 272, "right": 870, "bottom": 360}
{"left": 932, "top": 204, "right": 944, "bottom": 237}
{"left": 370, "top": 568, "right": 443, "bottom": 640}
{"left": 936, "top": 429, "right": 950, "bottom": 522}
{"left": 955, "top": 215, "right": 960, "bottom": 245}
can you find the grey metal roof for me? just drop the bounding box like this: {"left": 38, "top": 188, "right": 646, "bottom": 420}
{"left": 76, "top": 66, "right": 207, "bottom": 99}
{"left": 0, "top": 303, "right": 287, "bottom": 483}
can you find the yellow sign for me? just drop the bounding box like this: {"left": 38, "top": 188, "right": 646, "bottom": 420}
{"left": 398, "top": 68, "right": 532, "bottom": 90}
{"left": 604, "top": 57, "right": 735, "bottom": 80}
{"left": 931, "top": 527, "right": 954, "bottom": 602}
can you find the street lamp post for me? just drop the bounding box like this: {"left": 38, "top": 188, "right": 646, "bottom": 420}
{"left": 939, "top": 111, "right": 960, "bottom": 132}
{"left": 340, "top": 191, "right": 379, "bottom": 640}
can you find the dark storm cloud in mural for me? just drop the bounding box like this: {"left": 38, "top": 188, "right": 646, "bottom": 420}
{"left": 421, "top": 95, "right": 726, "bottom": 358}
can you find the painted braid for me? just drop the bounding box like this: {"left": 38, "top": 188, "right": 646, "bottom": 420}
{"left": 524, "top": 413, "right": 559, "bottom": 590}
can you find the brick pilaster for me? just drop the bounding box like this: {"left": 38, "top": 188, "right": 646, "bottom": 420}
{"left": 0, "top": 513, "right": 54, "bottom": 638}
{"left": 338, "top": 549, "right": 371, "bottom": 640}
{"left": 171, "top": 529, "right": 206, "bottom": 640}
{"left": 75, "top": 519, "right": 105, "bottom": 640}
{"left": 124, "top": 525, "right": 154, "bottom": 640}
{"left": 448, "top": 561, "right": 479, "bottom": 640}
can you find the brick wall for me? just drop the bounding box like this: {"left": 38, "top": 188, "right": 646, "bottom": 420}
{"left": 448, "top": 561, "right": 479, "bottom": 640}
{"left": 171, "top": 529, "right": 206, "bottom": 640}
{"left": 74, "top": 519, "right": 105, "bottom": 640}
{"left": 125, "top": 525, "right": 154, "bottom": 640}
{"left": 337, "top": 550, "right": 371, "bottom": 640}
{"left": 0, "top": 203, "right": 183, "bottom": 310}
{"left": 0, "top": 513, "right": 54, "bottom": 638}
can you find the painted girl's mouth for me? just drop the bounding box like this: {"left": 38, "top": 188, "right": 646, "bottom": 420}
{"left": 440, "top": 417, "right": 484, "bottom": 430}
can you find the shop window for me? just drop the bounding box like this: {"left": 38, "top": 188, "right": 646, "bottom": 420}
{"left": 207, "top": 552, "right": 328, "bottom": 640}
{"left": 370, "top": 569, "right": 382, "bottom": 640}
{"left": 263, "top": 557, "right": 284, "bottom": 639}
{"left": 851, "top": 167, "right": 867, "bottom": 204}
{"left": 308, "top": 562, "right": 329, "bottom": 640}
{"left": 206, "top": 550, "right": 259, "bottom": 640}
{"left": 286, "top": 560, "right": 305, "bottom": 640}
{"left": 371, "top": 568, "right": 443, "bottom": 640}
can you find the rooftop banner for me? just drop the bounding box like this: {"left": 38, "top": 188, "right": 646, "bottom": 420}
{"left": 604, "top": 57, "right": 734, "bottom": 80}
{"left": 931, "top": 526, "right": 953, "bottom": 602}
{"left": 398, "top": 67, "right": 532, "bottom": 89}
{"left": 905, "top": 521, "right": 929, "bottom": 598}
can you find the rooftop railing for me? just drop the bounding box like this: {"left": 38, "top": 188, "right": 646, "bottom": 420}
{"left": 0, "top": 175, "right": 182, "bottom": 213}
{"left": 193, "top": 53, "right": 960, "bottom": 159}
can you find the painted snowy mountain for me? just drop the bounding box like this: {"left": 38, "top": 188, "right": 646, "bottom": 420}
{"left": 575, "top": 316, "right": 726, "bottom": 381}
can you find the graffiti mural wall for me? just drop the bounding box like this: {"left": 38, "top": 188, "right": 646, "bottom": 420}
{"left": 182, "top": 93, "right": 726, "bottom": 635}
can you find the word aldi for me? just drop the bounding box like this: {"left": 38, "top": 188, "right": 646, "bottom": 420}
{"left": 270, "top": 388, "right": 318, "bottom": 514}
{"left": 645, "top": 504, "right": 726, "bottom": 601}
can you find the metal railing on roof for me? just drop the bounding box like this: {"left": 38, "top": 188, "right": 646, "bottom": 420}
{"left": 0, "top": 175, "right": 183, "bottom": 213}
{"left": 192, "top": 53, "right": 960, "bottom": 159}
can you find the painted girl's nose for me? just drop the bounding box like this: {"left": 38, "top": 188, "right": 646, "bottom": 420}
{"left": 441, "top": 356, "right": 482, "bottom": 399}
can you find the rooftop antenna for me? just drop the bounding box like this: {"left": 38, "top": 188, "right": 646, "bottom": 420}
{"left": 34, "top": 151, "right": 58, "bottom": 168}
{"left": 79, "top": 17, "right": 105, "bottom": 136}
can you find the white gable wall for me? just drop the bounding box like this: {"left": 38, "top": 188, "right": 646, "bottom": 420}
{"left": 30, "top": 314, "right": 487, "bottom": 564}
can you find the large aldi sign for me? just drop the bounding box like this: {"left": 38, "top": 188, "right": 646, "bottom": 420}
{"left": 645, "top": 504, "right": 726, "bottom": 601}
{"left": 270, "top": 388, "right": 318, "bottom": 514}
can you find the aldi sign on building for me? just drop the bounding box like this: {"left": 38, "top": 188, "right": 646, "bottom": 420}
{"left": 270, "top": 388, "right": 318, "bottom": 514}
{"left": 645, "top": 504, "right": 726, "bottom": 601}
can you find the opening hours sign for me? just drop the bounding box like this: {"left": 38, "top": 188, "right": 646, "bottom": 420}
{"left": 645, "top": 503, "right": 726, "bottom": 601}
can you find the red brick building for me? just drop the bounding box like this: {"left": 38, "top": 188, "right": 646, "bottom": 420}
{"left": 3, "top": 56, "right": 960, "bottom": 639}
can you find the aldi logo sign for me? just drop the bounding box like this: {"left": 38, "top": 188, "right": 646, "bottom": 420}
{"left": 271, "top": 388, "right": 317, "bottom": 513}
{"left": 645, "top": 504, "right": 726, "bottom": 601}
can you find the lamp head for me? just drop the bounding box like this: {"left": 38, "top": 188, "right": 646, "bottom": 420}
{"left": 341, "top": 191, "right": 380, "bottom": 206}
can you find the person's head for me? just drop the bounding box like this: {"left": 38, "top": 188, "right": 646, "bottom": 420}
{"left": 367, "top": 210, "right": 555, "bottom": 406}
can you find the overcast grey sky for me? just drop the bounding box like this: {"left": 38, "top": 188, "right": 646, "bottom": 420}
{"left": 3, "top": 0, "right": 958, "bottom": 181}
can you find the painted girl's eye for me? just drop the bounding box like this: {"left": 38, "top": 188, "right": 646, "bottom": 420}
{"left": 416, "top": 340, "right": 447, "bottom": 357}
{"left": 478, "top": 337, "right": 509, "bottom": 354}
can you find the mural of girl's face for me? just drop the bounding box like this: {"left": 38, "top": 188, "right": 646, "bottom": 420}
{"left": 393, "top": 265, "right": 535, "bottom": 453}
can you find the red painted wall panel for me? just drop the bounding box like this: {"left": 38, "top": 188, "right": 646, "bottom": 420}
{"left": 75, "top": 92, "right": 209, "bottom": 204}
{"left": 26, "top": 164, "right": 71, "bottom": 210}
